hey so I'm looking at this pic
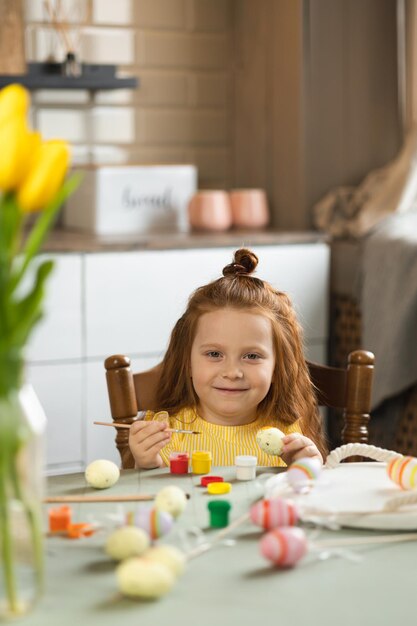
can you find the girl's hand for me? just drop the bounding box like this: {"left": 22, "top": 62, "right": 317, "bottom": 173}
{"left": 281, "top": 433, "right": 323, "bottom": 466}
{"left": 129, "top": 421, "right": 171, "bottom": 469}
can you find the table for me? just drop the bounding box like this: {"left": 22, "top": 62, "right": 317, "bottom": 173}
{"left": 23, "top": 467, "right": 417, "bottom": 626}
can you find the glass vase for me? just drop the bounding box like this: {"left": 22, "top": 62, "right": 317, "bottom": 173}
{"left": 0, "top": 384, "right": 46, "bottom": 618}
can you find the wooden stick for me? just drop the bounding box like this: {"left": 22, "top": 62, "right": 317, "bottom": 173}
{"left": 314, "top": 533, "right": 417, "bottom": 548}
{"left": 44, "top": 494, "right": 155, "bottom": 503}
{"left": 187, "top": 512, "right": 252, "bottom": 560}
{"left": 93, "top": 421, "right": 200, "bottom": 434}
{"left": 45, "top": 492, "right": 191, "bottom": 504}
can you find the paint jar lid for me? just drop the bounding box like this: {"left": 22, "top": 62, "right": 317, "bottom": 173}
{"left": 169, "top": 452, "right": 189, "bottom": 460}
{"left": 235, "top": 455, "right": 257, "bottom": 467}
{"left": 207, "top": 482, "right": 232, "bottom": 495}
{"left": 201, "top": 475, "right": 224, "bottom": 487}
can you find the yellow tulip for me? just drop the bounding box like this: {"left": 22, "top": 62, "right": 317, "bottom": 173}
{"left": 0, "top": 117, "right": 41, "bottom": 191}
{"left": 0, "top": 84, "right": 29, "bottom": 128}
{"left": 17, "top": 140, "right": 70, "bottom": 213}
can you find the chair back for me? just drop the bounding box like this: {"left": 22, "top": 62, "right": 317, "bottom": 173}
{"left": 105, "top": 350, "right": 374, "bottom": 468}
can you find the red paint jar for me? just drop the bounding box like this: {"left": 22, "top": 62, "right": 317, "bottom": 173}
{"left": 169, "top": 452, "right": 189, "bottom": 474}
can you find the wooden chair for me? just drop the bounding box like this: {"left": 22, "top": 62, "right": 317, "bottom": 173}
{"left": 104, "top": 350, "right": 375, "bottom": 468}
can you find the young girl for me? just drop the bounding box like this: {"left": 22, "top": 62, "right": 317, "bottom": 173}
{"left": 129, "top": 248, "right": 327, "bottom": 470}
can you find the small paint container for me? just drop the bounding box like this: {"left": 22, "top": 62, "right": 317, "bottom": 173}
{"left": 169, "top": 452, "right": 189, "bottom": 474}
{"left": 235, "top": 455, "right": 257, "bottom": 481}
{"left": 208, "top": 500, "right": 231, "bottom": 528}
{"left": 48, "top": 505, "right": 72, "bottom": 533}
{"left": 191, "top": 451, "right": 212, "bottom": 474}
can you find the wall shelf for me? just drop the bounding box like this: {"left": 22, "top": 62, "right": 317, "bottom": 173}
{"left": 0, "top": 62, "right": 138, "bottom": 90}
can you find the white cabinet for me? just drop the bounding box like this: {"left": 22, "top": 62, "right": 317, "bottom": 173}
{"left": 27, "top": 362, "right": 84, "bottom": 476}
{"left": 25, "top": 255, "right": 83, "bottom": 362}
{"left": 85, "top": 249, "right": 231, "bottom": 358}
{"left": 25, "top": 255, "right": 83, "bottom": 475}
{"left": 84, "top": 245, "right": 329, "bottom": 359}
{"left": 27, "top": 242, "right": 329, "bottom": 475}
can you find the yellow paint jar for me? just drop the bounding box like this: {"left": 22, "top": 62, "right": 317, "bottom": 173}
{"left": 191, "top": 451, "right": 212, "bottom": 474}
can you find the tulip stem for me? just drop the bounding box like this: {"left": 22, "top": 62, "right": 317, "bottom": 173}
{"left": 9, "top": 174, "right": 81, "bottom": 294}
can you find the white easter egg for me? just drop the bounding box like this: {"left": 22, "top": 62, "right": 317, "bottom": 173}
{"left": 155, "top": 486, "right": 187, "bottom": 518}
{"left": 144, "top": 545, "right": 186, "bottom": 577}
{"left": 116, "top": 557, "right": 175, "bottom": 599}
{"left": 256, "top": 427, "right": 285, "bottom": 456}
{"left": 85, "top": 459, "right": 120, "bottom": 489}
{"left": 105, "top": 526, "right": 150, "bottom": 561}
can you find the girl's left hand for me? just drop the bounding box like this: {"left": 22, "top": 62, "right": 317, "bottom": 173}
{"left": 281, "top": 434, "right": 323, "bottom": 466}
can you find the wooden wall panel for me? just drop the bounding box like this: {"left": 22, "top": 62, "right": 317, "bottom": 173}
{"left": 233, "top": 0, "right": 401, "bottom": 230}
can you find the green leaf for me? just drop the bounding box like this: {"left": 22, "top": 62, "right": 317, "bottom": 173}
{"left": 0, "top": 194, "right": 22, "bottom": 262}
{"left": 9, "top": 172, "right": 82, "bottom": 294}
{"left": 0, "top": 195, "right": 22, "bottom": 335}
{"left": 9, "top": 260, "right": 54, "bottom": 349}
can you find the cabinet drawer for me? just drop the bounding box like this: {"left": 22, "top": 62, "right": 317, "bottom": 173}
{"left": 25, "top": 254, "right": 83, "bottom": 362}
{"left": 85, "top": 249, "right": 235, "bottom": 358}
{"left": 85, "top": 244, "right": 329, "bottom": 358}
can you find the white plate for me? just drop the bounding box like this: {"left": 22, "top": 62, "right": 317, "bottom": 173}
{"left": 289, "top": 463, "right": 417, "bottom": 531}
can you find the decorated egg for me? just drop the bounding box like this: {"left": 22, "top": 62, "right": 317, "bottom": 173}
{"left": 256, "top": 427, "right": 285, "bottom": 456}
{"left": 286, "top": 457, "right": 322, "bottom": 492}
{"left": 260, "top": 527, "right": 308, "bottom": 568}
{"left": 116, "top": 557, "right": 175, "bottom": 599}
{"left": 85, "top": 459, "right": 120, "bottom": 489}
{"left": 132, "top": 507, "right": 174, "bottom": 540}
{"left": 144, "top": 545, "right": 186, "bottom": 578}
{"left": 387, "top": 456, "right": 417, "bottom": 489}
{"left": 155, "top": 485, "right": 187, "bottom": 518}
{"left": 105, "top": 526, "right": 149, "bottom": 561}
{"left": 250, "top": 498, "right": 299, "bottom": 530}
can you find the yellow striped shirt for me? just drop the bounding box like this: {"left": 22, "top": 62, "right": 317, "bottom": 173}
{"left": 144, "top": 407, "right": 302, "bottom": 467}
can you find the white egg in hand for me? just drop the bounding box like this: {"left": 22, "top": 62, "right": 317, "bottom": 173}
{"left": 116, "top": 558, "right": 175, "bottom": 599}
{"left": 105, "top": 526, "right": 150, "bottom": 561}
{"left": 85, "top": 459, "right": 120, "bottom": 489}
{"left": 155, "top": 485, "right": 187, "bottom": 518}
{"left": 256, "top": 427, "right": 285, "bottom": 456}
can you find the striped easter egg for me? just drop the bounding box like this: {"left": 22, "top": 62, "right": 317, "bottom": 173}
{"left": 387, "top": 456, "right": 417, "bottom": 490}
{"left": 286, "top": 457, "right": 322, "bottom": 492}
{"left": 260, "top": 527, "right": 308, "bottom": 568}
{"left": 132, "top": 507, "right": 174, "bottom": 540}
{"left": 250, "top": 498, "right": 299, "bottom": 530}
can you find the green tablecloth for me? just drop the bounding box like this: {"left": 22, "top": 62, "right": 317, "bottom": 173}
{"left": 20, "top": 467, "right": 417, "bottom": 626}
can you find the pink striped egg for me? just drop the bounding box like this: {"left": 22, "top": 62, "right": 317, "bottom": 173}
{"left": 260, "top": 527, "right": 308, "bottom": 568}
{"left": 250, "top": 498, "right": 299, "bottom": 530}
{"left": 128, "top": 507, "right": 174, "bottom": 540}
{"left": 286, "top": 457, "right": 322, "bottom": 492}
{"left": 387, "top": 456, "right": 417, "bottom": 490}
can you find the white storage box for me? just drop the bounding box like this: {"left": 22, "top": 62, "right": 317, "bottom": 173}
{"left": 63, "top": 164, "right": 197, "bottom": 235}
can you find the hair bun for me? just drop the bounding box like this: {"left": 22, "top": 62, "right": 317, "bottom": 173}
{"left": 222, "top": 248, "right": 259, "bottom": 277}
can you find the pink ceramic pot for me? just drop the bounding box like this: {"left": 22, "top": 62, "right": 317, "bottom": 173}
{"left": 230, "top": 189, "right": 269, "bottom": 229}
{"left": 188, "top": 191, "right": 232, "bottom": 231}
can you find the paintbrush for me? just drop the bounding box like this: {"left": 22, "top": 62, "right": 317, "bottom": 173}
{"left": 93, "top": 421, "right": 200, "bottom": 435}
